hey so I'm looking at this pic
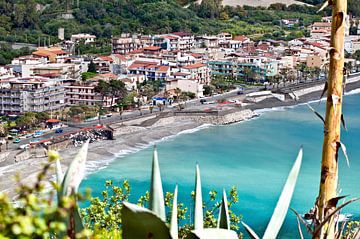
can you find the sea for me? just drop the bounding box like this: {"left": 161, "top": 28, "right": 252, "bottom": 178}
{"left": 80, "top": 91, "right": 360, "bottom": 238}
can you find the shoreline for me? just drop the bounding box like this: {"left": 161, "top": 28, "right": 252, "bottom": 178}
{"left": 1, "top": 79, "right": 360, "bottom": 198}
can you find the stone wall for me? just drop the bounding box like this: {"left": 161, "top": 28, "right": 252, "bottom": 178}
{"left": 152, "top": 109, "right": 258, "bottom": 126}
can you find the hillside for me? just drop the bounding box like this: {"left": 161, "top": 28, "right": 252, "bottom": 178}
{"left": 0, "top": 0, "right": 322, "bottom": 46}
{"left": 222, "top": 0, "right": 311, "bottom": 7}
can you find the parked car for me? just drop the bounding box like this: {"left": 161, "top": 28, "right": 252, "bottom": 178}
{"left": 19, "top": 144, "right": 30, "bottom": 149}
{"left": 33, "top": 131, "right": 43, "bottom": 138}
{"left": 13, "top": 138, "right": 21, "bottom": 143}
{"left": 55, "top": 128, "right": 63, "bottom": 134}
{"left": 200, "top": 99, "right": 207, "bottom": 104}
{"left": 25, "top": 134, "right": 33, "bottom": 138}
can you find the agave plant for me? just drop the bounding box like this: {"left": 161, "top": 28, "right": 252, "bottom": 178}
{"left": 242, "top": 148, "right": 303, "bottom": 239}
{"left": 53, "top": 140, "right": 89, "bottom": 238}
{"left": 121, "top": 146, "right": 243, "bottom": 239}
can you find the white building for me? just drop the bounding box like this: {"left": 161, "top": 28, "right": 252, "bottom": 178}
{"left": 70, "top": 34, "right": 96, "bottom": 44}
{"left": 0, "top": 77, "right": 65, "bottom": 115}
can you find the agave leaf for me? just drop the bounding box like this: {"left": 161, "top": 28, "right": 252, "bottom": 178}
{"left": 190, "top": 228, "right": 238, "bottom": 239}
{"left": 60, "top": 140, "right": 89, "bottom": 197}
{"left": 170, "top": 185, "right": 178, "bottom": 239}
{"left": 218, "top": 189, "right": 230, "bottom": 229}
{"left": 325, "top": 195, "right": 347, "bottom": 213}
{"left": 194, "top": 164, "right": 203, "bottom": 230}
{"left": 341, "top": 114, "right": 347, "bottom": 131}
{"left": 317, "top": 0, "right": 329, "bottom": 13}
{"left": 74, "top": 207, "right": 85, "bottom": 233}
{"left": 340, "top": 142, "right": 350, "bottom": 168}
{"left": 121, "top": 202, "right": 172, "bottom": 239}
{"left": 263, "top": 148, "right": 303, "bottom": 239}
{"left": 290, "top": 208, "right": 314, "bottom": 234}
{"left": 55, "top": 158, "right": 63, "bottom": 186}
{"left": 241, "top": 222, "right": 260, "bottom": 239}
{"left": 149, "top": 145, "right": 166, "bottom": 221}
{"left": 313, "top": 197, "right": 360, "bottom": 238}
{"left": 306, "top": 103, "right": 325, "bottom": 124}
{"left": 296, "top": 216, "right": 304, "bottom": 239}
{"left": 319, "top": 81, "right": 328, "bottom": 103}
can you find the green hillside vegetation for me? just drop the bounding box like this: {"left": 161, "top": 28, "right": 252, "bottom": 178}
{"left": 0, "top": 0, "right": 324, "bottom": 47}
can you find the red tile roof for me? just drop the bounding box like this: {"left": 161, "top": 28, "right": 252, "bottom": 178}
{"left": 312, "top": 22, "right": 331, "bottom": 27}
{"left": 98, "top": 56, "right": 114, "bottom": 62}
{"left": 172, "top": 32, "right": 192, "bottom": 37}
{"left": 157, "top": 66, "right": 169, "bottom": 72}
{"left": 143, "top": 46, "right": 161, "bottom": 51}
{"left": 183, "top": 63, "right": 206, "bottom": 69}
{"left": 233, "top": 35, "right": 249, "bottom": 42}
{"left": 51, "top": 50, "right": 68, "bottom": 55}
{"left": 113, "top": 54, "right": 128, "bottom": 61}
{"left": 173, "top": 72, "right": 190, "bottom": 76}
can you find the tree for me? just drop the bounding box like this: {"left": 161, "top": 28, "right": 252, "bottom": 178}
{"left": 174, "top": 88, "right": 182, "bottom": 100}
{"left": 87, "top": 60, "right": 97, "bottom": 73}
{"left": 94, "top": 80, "right": 110, "bottom": 123}
{"left": 81, "top": 72, "right": 96, "bottom": 82}
{"left": 109, "top": 80, "right": 127, "bottom": 108}
{"left": 203, "top": 85, "right": 213, "bottom": 96}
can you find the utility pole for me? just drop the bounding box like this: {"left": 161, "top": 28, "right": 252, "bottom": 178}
{"left": 316, "top": 0, "right": 347, "bottom": 238}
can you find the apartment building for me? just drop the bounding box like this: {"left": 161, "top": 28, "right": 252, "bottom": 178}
{"left": 0, "top": 77, "right": 65, "bottom": 115}
{"left": 128, "top": 60, "right": 170, "bottom": 81}
{"left": 112, "top": 36, "right": 140, "bottom": 54}
{"left": 65, "top": 82, "right": 114, "bottom": 108}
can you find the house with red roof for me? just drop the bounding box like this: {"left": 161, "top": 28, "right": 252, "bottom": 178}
{"left": 165, "top": 63, "right": 211, "bottom": 98}
{"left": 181, "top": 63, "right": 211, "bottom": 85}
{"left": 128, "top": 60, "right": 170, "bottom": 82}
{"left": 32, "top": 47, "right": 70, "bottom": 63}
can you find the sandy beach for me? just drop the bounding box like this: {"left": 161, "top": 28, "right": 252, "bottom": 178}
{"left": 1, "top": 78, "right": 360, "bottom": 198}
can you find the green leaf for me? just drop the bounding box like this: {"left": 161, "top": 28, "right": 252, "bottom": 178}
{"left": 194, "top": 164, "right": 203, "bottom": 230}
{"left": 55, "top": 158, "right": 63, "bottom": 186}
{"left": 190, "top": 228, "right": 238, "bottom": 239}
{"left": 121, "top": 202, "right": 172, "bottom": 239}
{"left": 149, "top": 145, "right": 166, "bottom": 221}
{"left": 263, "top": 148, "right": 303, "bottom": 239}
{"left": 217, "top": 189, "right": 230, "bottom": 230}
{"left": 170, "top": 185, "right": 178, "bottom": 239}
{"left": 60, "top": 140, "right": 89, "bottom": 197}
{"left": 241, "top": 222, "right": 260, "bottom": 239}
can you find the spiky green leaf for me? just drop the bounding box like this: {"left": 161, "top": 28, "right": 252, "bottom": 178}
{"left": 263, "top": 148, "right": 303, "bottom": 239}
{"left": 122, "top": 202, "right": 172, "bottom": 239}
{"left": 170, "top": 185, "right": 178, "bottom": 239}
{"left": 190, "top": 228, "right": 238, "bottom": 239}
{"left": 60, "top": 141, "right": 89, "bottom": 197}
{"left": 194, "top": 164, "right": 203, "bottom": 230}
{"left": 218, "top": 189, "right": 230, "bottom": 229}
{"left": 149, "top": 145, "right": 166, "bottom": 221}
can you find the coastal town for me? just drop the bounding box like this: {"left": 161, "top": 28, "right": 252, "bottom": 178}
{"left": 1, "top": 14, "right": 360, "bottom": 172}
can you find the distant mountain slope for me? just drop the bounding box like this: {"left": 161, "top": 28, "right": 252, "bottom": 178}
{"left": 222, "top": 0, "right": 312, "bottom": 7}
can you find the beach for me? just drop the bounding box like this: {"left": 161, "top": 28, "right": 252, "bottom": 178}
{"left": 1, "top": 77, "right": 360, "bottom": 199}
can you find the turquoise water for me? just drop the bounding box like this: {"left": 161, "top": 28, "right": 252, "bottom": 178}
{"left": 80, "top": 92, "right": 360, "bottom": 238}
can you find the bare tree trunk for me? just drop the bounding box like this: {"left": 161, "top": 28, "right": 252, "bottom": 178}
{"left": 316, "top": 1, "right": 347, "bottom": 238}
